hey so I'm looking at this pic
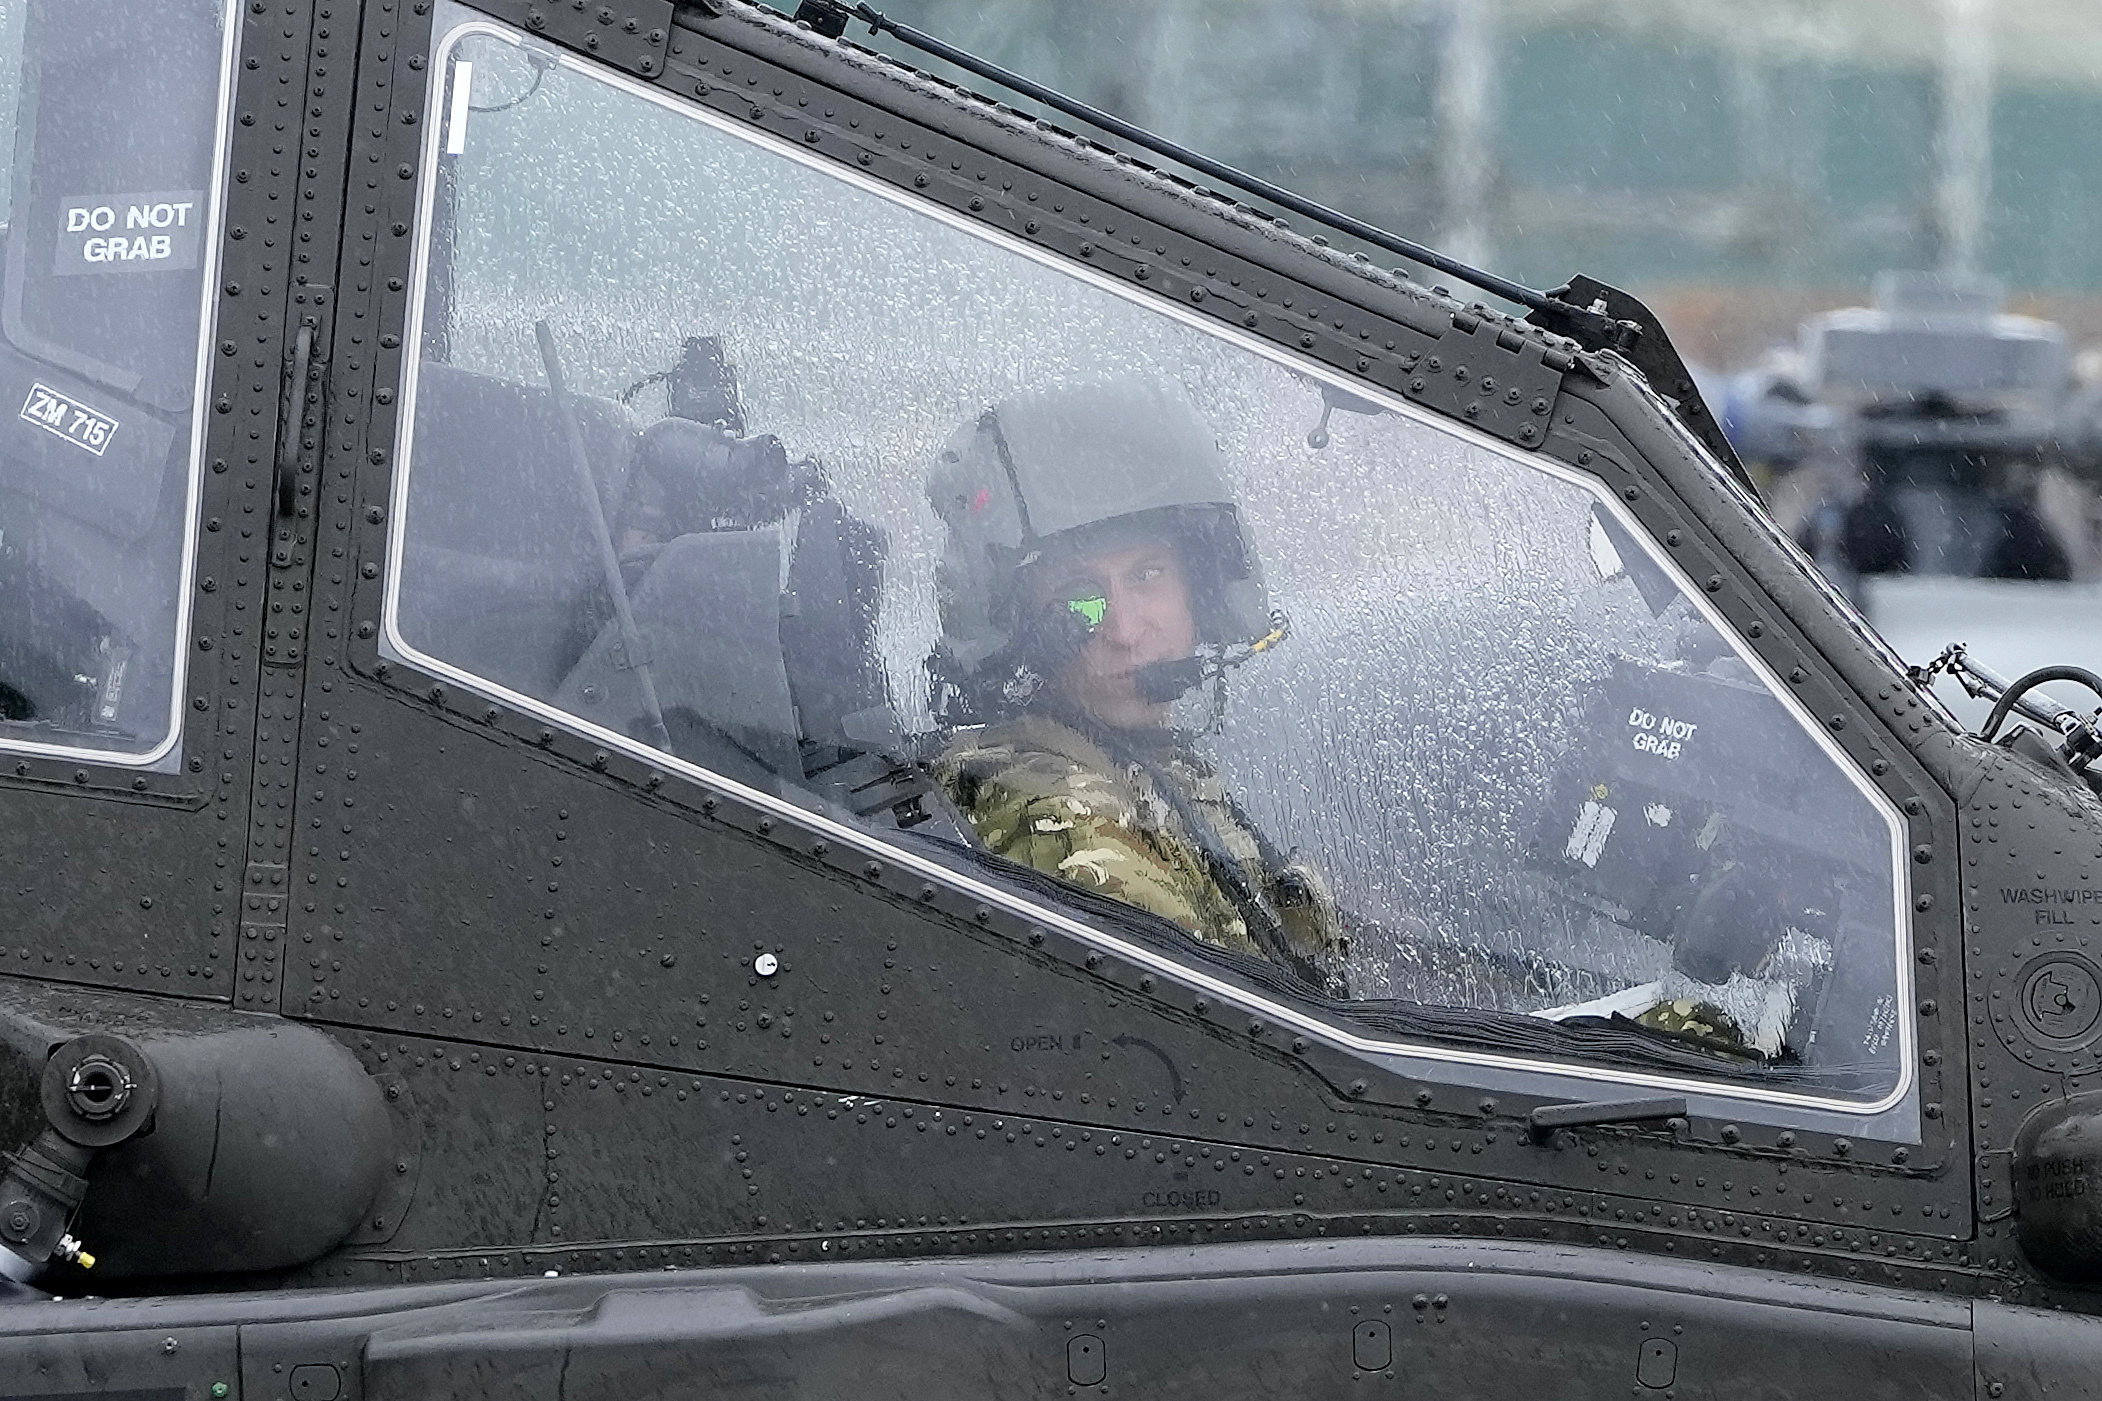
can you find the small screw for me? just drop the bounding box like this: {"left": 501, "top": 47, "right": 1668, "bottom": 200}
{"left": 753, "top": 953, "right": 779, "bottom": 977}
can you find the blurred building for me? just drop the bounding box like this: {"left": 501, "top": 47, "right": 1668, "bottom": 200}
{"left": 863, "top": 0, "right": 2102, "bottom": 366}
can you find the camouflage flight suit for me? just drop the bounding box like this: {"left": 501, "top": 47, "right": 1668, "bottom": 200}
{"left": 1635, "top": 998, "right": 1750, "bottom": 1051}
{"left": 935, "top": 713, "right": 1344, "bottom": 981}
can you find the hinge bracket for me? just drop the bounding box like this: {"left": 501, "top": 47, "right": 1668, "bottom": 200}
{"left": 1399, "top": 309, "right": 1566, "bottom": 448}
{"left": 473, "top": 0, "right": 674, "bottom": 77}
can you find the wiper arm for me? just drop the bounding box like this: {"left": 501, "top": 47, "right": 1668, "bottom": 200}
{"left": 1527, "top": 1094, "right": 1686, "bottom": 1144}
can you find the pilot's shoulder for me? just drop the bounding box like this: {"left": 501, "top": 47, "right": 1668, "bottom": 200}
{"left": 937, "top": 713, "right": 1116, "bottom": 780}
{"left": 936, "top": 715, "right": 1137, "bottom": 821}
{"left": 1634, "top": 997, "right": 1751, "bottom": 1051}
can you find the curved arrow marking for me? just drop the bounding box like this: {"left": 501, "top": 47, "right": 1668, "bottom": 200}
{"left": 1111, "top": 1034, "right": 1184, "bottom": 1105}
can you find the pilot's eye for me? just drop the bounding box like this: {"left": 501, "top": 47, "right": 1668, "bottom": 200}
{"left": 1065, "top": 594, "right": 1108, "bottom": 629}
{"left": 1131, "top": 564, "right": 1166, "bottom": 585}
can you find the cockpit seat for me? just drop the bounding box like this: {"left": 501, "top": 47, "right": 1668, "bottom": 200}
{"left": 780, "top": 496, "right": 891, "bottom": 750}
{"left": 780, "top": 497, "right": 962, "bottom": 832}
{"left": 398, "top": 366, "right": 957, "bottom": 832}
{"left": 395, "top": 361, "right": 638, "bottom": 699}
{"left": 553, "top": 528, "right": 803, "bottom": 788}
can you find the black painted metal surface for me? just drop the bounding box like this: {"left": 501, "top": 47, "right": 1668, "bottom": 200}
{"left": 0, "top": 0, "right": 2094, "bottom": 1393}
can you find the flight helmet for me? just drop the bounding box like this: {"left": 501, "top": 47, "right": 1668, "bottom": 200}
{"left": 925, "top": 379, "right": 1275, "bottom": 718}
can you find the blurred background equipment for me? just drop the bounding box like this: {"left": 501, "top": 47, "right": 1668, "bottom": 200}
{"left": 1724, "top": 269, "right": 2102, "bottom": 724}
{"left": 1732, "top": 270, "right": 2074, "bottom": 583}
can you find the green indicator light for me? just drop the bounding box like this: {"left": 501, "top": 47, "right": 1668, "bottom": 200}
{"left": 1067, "top": 596, "right": 1107, "bottom": 629}
{"left": 211, "top": 1385, "right": 229, "bottom": 1398}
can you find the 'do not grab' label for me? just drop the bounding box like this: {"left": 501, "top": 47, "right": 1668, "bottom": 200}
{"left": 1627, "top": 705, "right": 1699, "bottom": 762}
{"left": 54, "top": 191, "right": 206, "bottom": 275}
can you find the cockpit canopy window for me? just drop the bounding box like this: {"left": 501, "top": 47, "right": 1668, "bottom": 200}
{"left": 0, "top": 0, "right": 232, "bottom": 762}
{"left": 389, "top": 11, "right": 1913, "bottom": 1110}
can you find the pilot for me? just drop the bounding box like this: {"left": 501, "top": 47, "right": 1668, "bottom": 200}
{"left": 925, "top": 381, "right": 1345, "bottom": 993}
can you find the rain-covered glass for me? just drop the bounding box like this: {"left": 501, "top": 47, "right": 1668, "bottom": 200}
{"left": 390, "top": 11, "right": 1910, "bottom": 1105}
{"left": 0, "top": 0, "right": 233, "bottom": 763}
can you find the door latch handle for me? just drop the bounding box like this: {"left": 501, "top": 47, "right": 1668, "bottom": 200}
{"left": 274, "top": 322, "right": 317, "bottom": 522}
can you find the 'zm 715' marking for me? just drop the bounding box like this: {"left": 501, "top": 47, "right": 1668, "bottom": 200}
{"left": 20, "top": 383, "right": 117, "bottom": 456}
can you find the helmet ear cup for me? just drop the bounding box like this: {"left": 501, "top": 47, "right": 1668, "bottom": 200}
{"left": 1168, "top": 503, "right": 1267, "bottom": 647}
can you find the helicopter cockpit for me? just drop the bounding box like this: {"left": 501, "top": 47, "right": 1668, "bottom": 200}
{"left": 376, "top": 10, "right": 1914, "bottom": 1120}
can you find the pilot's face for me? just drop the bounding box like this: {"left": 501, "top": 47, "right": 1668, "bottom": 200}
{"left": 1029, "top": 536, "right": 1198, "bottom": 731}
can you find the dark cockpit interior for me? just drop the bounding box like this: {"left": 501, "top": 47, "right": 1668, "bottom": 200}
{"left": 0, "top": 1, "right": 225, "bottom": 757}
{"left": 396, "top": 335, "right": 955, "bottom": 834}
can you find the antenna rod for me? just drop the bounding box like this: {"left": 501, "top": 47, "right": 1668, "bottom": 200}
{"left": 535, "top": 319, "right": 676, "bottom": 754}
